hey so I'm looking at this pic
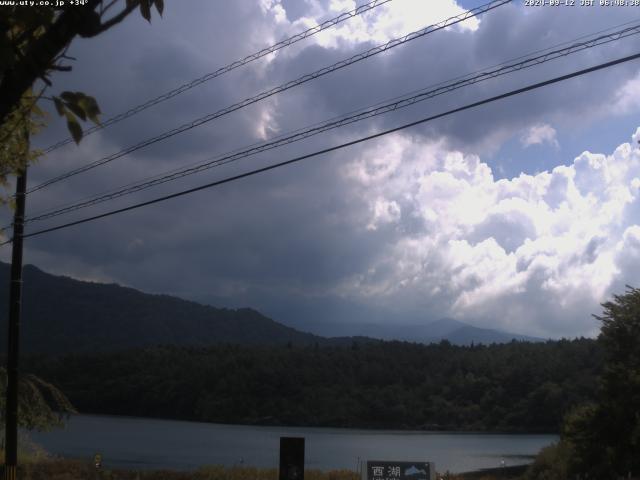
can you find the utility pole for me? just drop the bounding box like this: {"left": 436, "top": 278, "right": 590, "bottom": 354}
{"left": 3, "top": 161, "right": 27, "bottom": 480}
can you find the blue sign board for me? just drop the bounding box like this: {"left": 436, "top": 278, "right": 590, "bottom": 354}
{"left": 365, "top": 461, "right": 434, "bottom": 480}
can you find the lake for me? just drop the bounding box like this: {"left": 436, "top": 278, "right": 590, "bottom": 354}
{"left": 30, "top": 415, "right": 557, "bottom": 474}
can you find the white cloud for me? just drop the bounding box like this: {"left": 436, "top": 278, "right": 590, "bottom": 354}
{"left": 367, "top": 198, "right": 401, "bottom": 230}
{"left": 520, "top": 123, "right": 559, "bottom": 148}
{"left": 15, "top": 0, "right": 640, "bottom": 342}
{"left": 254, "top": 101, "right": 281, "bottom": 140}
{"left": 339, "top": 128, "right": 640, "bottom": 337}
{"left": 611, "top": 70, "right": 640, "bottom": 115}
{"left": 268, "top": 0, "right": 478, "bottom": 52}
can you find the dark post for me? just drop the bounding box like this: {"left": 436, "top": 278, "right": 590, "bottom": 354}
{"left": 279, "top": 437, "right": 305, "bottom": 480}
{"left": 4, "top": 167, "right": 27, "bottom": 480}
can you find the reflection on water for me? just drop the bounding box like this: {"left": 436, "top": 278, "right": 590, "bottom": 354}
{"left": 31, "top": 414, "right": 557, "bottom": 474}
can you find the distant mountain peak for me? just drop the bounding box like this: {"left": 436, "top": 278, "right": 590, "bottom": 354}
{"left": 425, "top": 317, "right": 467, "bottom": 337}
{"left": 293, "top": 316, "right": 544, "bottom": 345}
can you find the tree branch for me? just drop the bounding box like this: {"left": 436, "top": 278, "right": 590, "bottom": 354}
{"left": 92, "top": 1, "right": 140, "bottom": 36}
{"left": 0, "top": 1, "right": 140, "bottom": 126}
{"left": 100, "top": 0, "right": 120, "bottom": 16}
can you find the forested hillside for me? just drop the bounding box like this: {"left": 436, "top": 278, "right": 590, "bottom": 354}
{"left": 0, "top": 262, "right": 541, "bottom": 352}
{"left": 0, "top": 263, "right": 330, "bottom": 353}
{"left": 25, "top": 338, "right": 601, "bottom": 432}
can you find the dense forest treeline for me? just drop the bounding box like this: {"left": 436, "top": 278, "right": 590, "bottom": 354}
{"left": 24, "top": 338, "right": 601, "bottom": 432}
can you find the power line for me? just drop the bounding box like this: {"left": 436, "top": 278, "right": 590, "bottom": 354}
{"left": 27, "top": 0, "right": 511, "bottom": 195}
{"left": 40, "top": 0, "right": 393, "bottom": 154}
{"left": 4, "top": 16, "right": 636, "bottom": 232}
{"left": 6, "top": 50, "right": 639, "bottom": 245}
{"left": 22, "top": 21, "right": 640, "bottom": 225}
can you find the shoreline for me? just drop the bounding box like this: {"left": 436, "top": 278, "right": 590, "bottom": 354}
{"left": 459, "top": 464, "right": 529, "bottom": 479}
{"left": 5, "top": 457, "right": 529, "bottom": 480}
{"left": 30, "top": 414, "right": 552, "bottom": 475}
{"left": 59, "top": 412, "right": 560, "bottom": 435}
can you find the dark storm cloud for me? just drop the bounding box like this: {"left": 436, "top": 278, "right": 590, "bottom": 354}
{"left": 4, "top": 0, "right": 640, "bottom": 337}
{"left": 268, "top": 3, "right": 638, "bottom": 153}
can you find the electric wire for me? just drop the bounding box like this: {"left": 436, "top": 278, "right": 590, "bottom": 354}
{"left": 21, "top": 21, "right": 640, "bottom": 225}
{"left": 4, "top": 16, "right": 636, "bottom": 231}
{"left": 4, "top": 50, "right": 638, "bottom": 245}
{"left": 40, "top": 0, "right": 393, "bottom": 154}
{"left": 27, "top": 0, "right": 511, "bottom": 195}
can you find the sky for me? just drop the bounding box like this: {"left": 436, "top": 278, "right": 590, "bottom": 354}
{"left": 3, "top": 0, "right": 640, "bottom": 339}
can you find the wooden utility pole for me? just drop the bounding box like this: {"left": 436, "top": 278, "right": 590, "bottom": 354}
{"left": 3, "top": 165, "right": 27, "bottom": 480}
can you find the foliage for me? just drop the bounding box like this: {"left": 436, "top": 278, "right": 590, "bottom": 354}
{"left": 3, "top": 457, "right": 525, "bottom": 480}
{"left": 521, "top": 442, "right": 571, "bottom": 480}
{"left": 0, "top": 458, "right": 528, "bottom": 480}
{"left": 528, "top": 286, "right": 640, "bottom": 479}
{"left": 0, "top": 432, "right": 50, "bottom": 465}
{"left": 24, "top": 338, "right": 602, "bottom": 432}
{"left": 9, "top": 459, "right": 360, "bottom": 480}
{"left": 0, "top": 366, "right": 76, "bottom": 431}
{"left": 0, "top": 88, "right": 46, "bottom": 205}
{"left": 51, "top": 90, "right": 102, "bottom": 144}
{"left": 0, "top": 0, "right": 163, "bottom": 193}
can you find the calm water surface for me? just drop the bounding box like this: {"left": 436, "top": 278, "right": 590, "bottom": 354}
{"left": 31, "top": 415, "right": 557, "bottom": 474}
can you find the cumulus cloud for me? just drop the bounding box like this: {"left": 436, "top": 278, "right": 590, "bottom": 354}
{"left": 273, "top": 0, "right": 478, "bottom": 52}
{"left": 367, "top": 198, "right": 401, "bottom": 231}
{"left": 611, "top": 70, "right": 640, "bottom": 115}
{"left": 521, "top": 123, "right": 559, "bottom": 148}
{"left": 338, "top": 128, "right": 640, "bottom": 337}
{"left": 5, "top": 1, "right": 640, "bottom": 340}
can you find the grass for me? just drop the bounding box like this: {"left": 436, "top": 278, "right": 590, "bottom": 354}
{"left": 3, "top": 459, "right": 361, "bottom": 480}
{"left": 0, "top": 434, "right": 526, "bottom": 480}
{"left": 0, "top": 458, "right": 522, "bottom": 480}
{"left": 0, "top": 458, "right": 528, "bottom": 480}
{"left": 0, "top": 432, "right": 50, "bottom": 465}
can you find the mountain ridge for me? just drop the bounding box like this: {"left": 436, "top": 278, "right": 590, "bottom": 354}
{"left": 0, "top": 262, "right": 331, "bottom": 353}
{"left": 294, "top": 317, "right": 543, "bottom": 344}
{"left": 0, "top": 262, "right": 541, "bottom": 354}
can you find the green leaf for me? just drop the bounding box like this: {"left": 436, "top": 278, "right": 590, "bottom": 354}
{"left": 77, "top": 10, "right": 102, "bottom": 38}
{"left": 140, "top": 0, "right": 151, "bottom": 22}
{"left": 30, "top": 101, "right": 45, "bottom": 117}
{"left": 65, "top": 114, "right": 82, "bottom": 144}
{"left": 77, "top": 95, "right": 101, "bottom": 125}
{"left": 59, "top": 91, "right": 79, "bottom": 103}
{"left": 87, "top": 110, "right": 101, "bottom": 125}
{"left": 53, "top": 97, "right": 65, "bottom": 117}
{"left": 154, "top": 0, "right": 164, "bottom": 16}
{"left": 64, "top": 101, "right": 87, "bottom": 122}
